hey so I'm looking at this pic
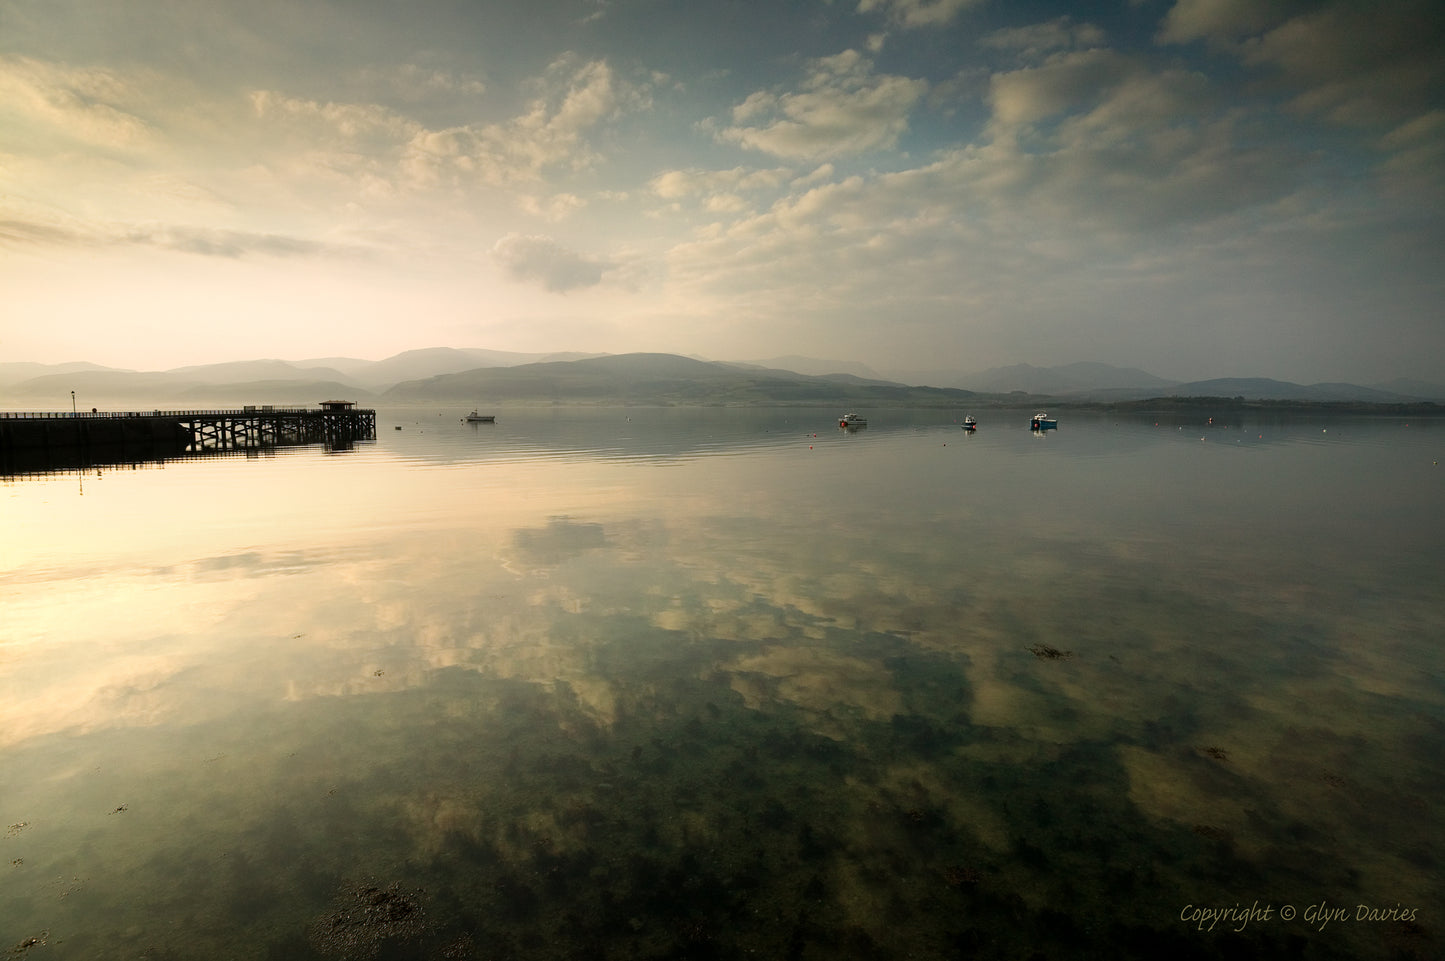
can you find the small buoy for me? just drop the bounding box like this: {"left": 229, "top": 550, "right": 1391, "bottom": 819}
{"left": 1322, "top": 428, "right": 1327, "bottom": 433}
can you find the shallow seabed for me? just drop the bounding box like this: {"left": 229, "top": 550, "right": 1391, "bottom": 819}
{"left": 2, "top": 407, "right": 1442, "bottom": 959}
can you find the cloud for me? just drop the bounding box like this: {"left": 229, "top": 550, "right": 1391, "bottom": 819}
{"left": 986, "top": 49, "right": 1138, "bottom": 128}
{"left": 131, "top": 226, "right": 345, "bottom": 259}
{"left": 717, "top": 50, "right": 927, "bottom": 160}
{"left": 386, "top": 64, "right": 487, "bottom": 101}
{"left": 1159, "top": 1, "right": 1445, "bottom": 127}
{"left": 403, "top": 57, "right": 644, "bottom": 186}
{"left": 981, "top": 17, "right": 1108, "bottom": 59}
{"left": 0, "top": 55, "right": 154, "bottom": 150}
{"left": 649, "top": 166, "right": 792, "bottom": 208}
{"left": 856, "top": 0, "right": 985, "bottom": 29}
{"left": 1377, "top": 110, "right": 1445, "bottom": 203}
{"left": 1240, "top": 2, "right": 1445, "bottom": 127}
{"left": 0, "top": 218, "right": 86, "bottom": 247}
{"left": 491, "top": 233, "right": 609, "bottom": 292}
{"left": 1156, "top": 0, "right": 1302, "bottom": 44}
{"left": 518, "top": 192, "right": 587, "bottom": 221}
{"left": 245, "top": 56, "right": 649, "bottom": 198}
{"left": 250, "top": 90, "right": 419, "bottom": 145}
{"left": 658, "top": 46, "right": 1311, "bottom": 330}
{"left": 0, "top": 202, "right": 360, "bottom": 260}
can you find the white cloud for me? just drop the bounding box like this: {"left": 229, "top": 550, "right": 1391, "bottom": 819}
{"left": 856, "top": 0, "right": 985, "bottom": 29}
{"left": 0, "top": 55, "right": 155, "bottom": 150}
{"left": 649, "top": 166, "right": 792, "bottom": 200}
{"left": 388, "top": 64, "right": 486, "bottom": 100}
{"left": 987, "top": 49, "right": 1136, "bottom": 129}
{"left": 1157, "top": 0, "right": 1300, "bottom": 44}
{"left": 1377, "top": 110, "right": 1445, "bottom": 203}
{"left": 792, "top": 164, "right": 836, "bottom": 188}
{"left": 659, "top": 44, "right": 1312, "bottom": 330}
{"left": 491, "top": 233, "right": 609, "bottom": 292}
{"left": 403, "top": 57, "right": 641, "bottom": 186}
{"left": 0, "top": 199, "right": 363, "bottom": 260}
{"left": 717, "top": 50, "right": 927, "bottom": 160}
{"left": 518, "top": 192, "right": 587, "bottom": 221}
{"left": 981, "top": 17, "right": 1107, "bottom": 59}
{"left": 250, "top": 90, "right": 419, "bottom": 143}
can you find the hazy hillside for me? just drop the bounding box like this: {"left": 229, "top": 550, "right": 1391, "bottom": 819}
{"left": 1166, "top": 378, "right": 1414, "bottom": 402}
{"left": 384, "top": 352, "right": 976, "bottom": 406}
{"left": 172, "top": 380, "right": 378, "bottom": 406}
{"left": 2, "top": 369, "right": 374, "bottom": 408}
{"left": 354, "top": 347, "right": 607, "bottom": 387}
{"left": 4, "top": 351, "right": 1436, "bottom": 408}
{"left": 0, "top": 361, "right": 118, "bottom": 388}
{"left": 165, "top": 359, "right": 355, "bottom": 385}
{"left": 5, "top": 369, "right": 206, "bottom": 405}
{"left": 1367, "top": 377, "right": 1445, "bottom": 401}
{"left": 737, "top": 355, "right": 886, "bottom": 380}
{"left": 958, "top": 362, "right": 1177, "bottom": 394}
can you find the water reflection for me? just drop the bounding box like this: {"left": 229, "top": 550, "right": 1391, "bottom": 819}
{"left": 1, "top": 408, "right": 1441, "bottom": 959}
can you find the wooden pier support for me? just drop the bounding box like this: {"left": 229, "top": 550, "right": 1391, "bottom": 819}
{"left": 1, "top": 403, "right": 376, "bottom": 474}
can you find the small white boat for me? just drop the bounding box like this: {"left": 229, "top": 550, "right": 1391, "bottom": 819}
{"left": 839, "top": 413, "right": 867, "bottom": 428}
{"left": 1030, "top": 412, "right": 1057, "bottom": 430}
{"left": 465, "top": 410, "right": 495, "bottom": 423}
{"left": 962, "top": 416, "right": 976, "bottom": 430}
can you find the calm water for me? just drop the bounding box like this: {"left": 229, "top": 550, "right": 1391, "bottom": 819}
{"left": 2, "top": 407, "right": 1442, "bottom": 960}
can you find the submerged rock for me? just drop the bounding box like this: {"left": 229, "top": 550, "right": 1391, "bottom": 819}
{"left": 310, "top": 880, "right": 428, "bottom": 959}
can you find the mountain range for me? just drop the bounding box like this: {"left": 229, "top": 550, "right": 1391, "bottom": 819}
{"left": 2, "top": 351, "right": 1441, "bottom": 407}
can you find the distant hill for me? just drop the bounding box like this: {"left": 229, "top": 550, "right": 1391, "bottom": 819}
{"left": 957, "top": 362, "right": 1177, "bottom": 395}
{"left": 1368, "top": 377, "right": 1445, "bottom": 401}
{"left": 172, "top": 380, "right": 378, "bottom": 406}
{"left": 165, "top": 359, "right": 356, "bottom": 385}
{"left": 384, "top": 352, "right": 975, "bottom": 406}
{"left": 0, "top": 361, "right": 119, "bottom": 388}
{"left": 736, "top": 355, "right": 886, "bottom": 380}
{"left": 1, "top": 369, "right": 377, "bottom": 408}
{"left": 1165, "top": 378, "right": 1415, "bottom": 403}
{"left": 3, "top": 351, "right": 1436, "bottom": 408}
{"left": 5, "top": 369, "right": 207, "bottom": 404}
{"left": 354, "top": 347, "right": 607, "bottom": 388}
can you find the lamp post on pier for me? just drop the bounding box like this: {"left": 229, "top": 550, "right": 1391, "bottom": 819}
{"left": 71, "top": 391, "right": 76, "bottom": 415}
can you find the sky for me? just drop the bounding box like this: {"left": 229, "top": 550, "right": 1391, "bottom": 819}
{"left": 2, "top": 0, "right": 1443, "bottom": 384}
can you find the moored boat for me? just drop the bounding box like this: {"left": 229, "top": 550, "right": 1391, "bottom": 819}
{"left": 1030, "top": 412, "right": 1057, "bottom": 430}
{"left": 465, "top": 410, "right": 496, "bottom": 423}
{"left": 839, "top": 413, "right": 867, "bottom": 428}
{"left": 962, "top": 416, "right": 976, "bottom": 430}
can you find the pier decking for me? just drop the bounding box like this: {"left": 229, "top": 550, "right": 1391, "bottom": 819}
{"left": 0, "top": 403, "right": 376, "bottom": 474}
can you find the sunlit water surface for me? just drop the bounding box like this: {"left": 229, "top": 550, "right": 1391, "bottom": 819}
{"left": 3, "top": 407, "right": 1442, "bottom": 960}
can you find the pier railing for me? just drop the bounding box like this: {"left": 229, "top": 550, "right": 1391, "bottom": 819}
{"left": 0, "top": 408, "right": 317, "bottom": 419}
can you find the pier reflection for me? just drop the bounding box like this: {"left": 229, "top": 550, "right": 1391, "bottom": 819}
{"left": 1, "top": 438, "right": 376, "bottom": 479}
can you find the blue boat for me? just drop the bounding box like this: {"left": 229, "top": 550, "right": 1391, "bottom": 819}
{"left": 1030, "top": 412, "right": 1057, "bottom": 430}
